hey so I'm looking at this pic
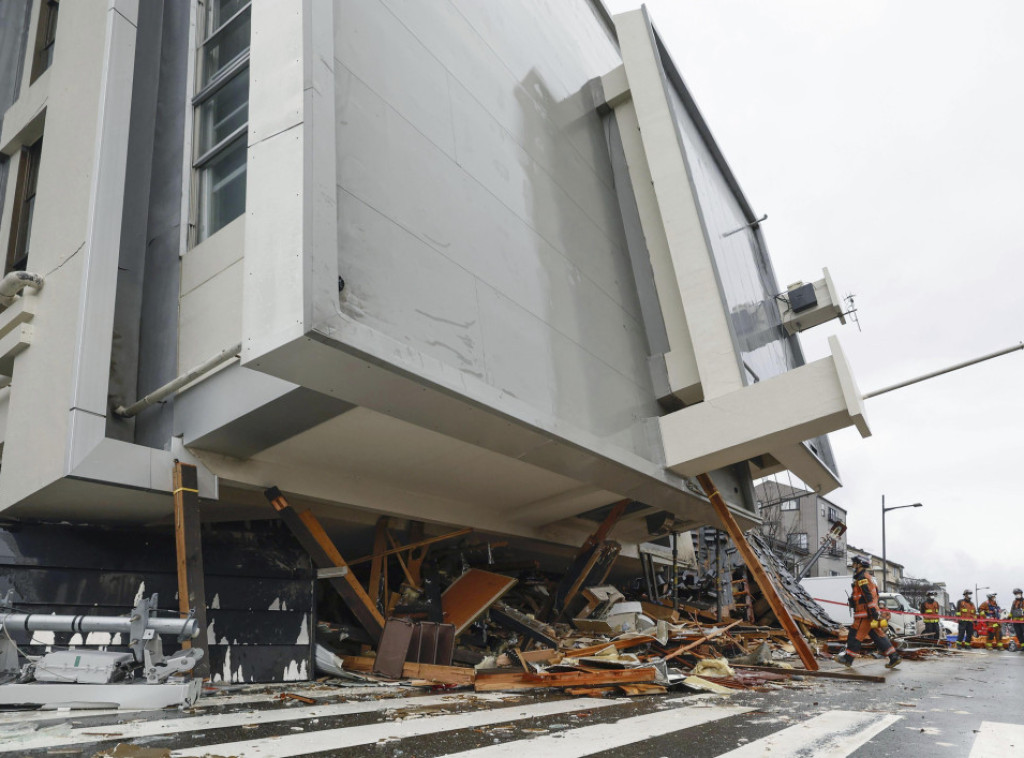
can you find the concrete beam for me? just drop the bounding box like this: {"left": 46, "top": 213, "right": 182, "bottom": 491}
{"left": 660, "top": 336, "right": 869, "bottom": 477}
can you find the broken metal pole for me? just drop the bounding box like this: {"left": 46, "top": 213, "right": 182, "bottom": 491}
{"left": 264, "top": 487, "right": 384, "bottom": 643}
{"left": 172, "top": 461, "right": 210, "bottom": 679}
{"left": 695, "top": 473, "right": 819, "bottom": 671}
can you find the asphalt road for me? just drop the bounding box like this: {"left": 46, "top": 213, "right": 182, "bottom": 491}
{"left": 1, "top": 648, "right": 1020, "bottom": 757}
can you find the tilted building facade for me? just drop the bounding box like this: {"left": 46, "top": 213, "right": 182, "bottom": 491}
{"left": 0, "top": 0, "right": 869, "bottom": 553}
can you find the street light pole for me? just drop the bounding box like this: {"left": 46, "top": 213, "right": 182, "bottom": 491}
{"left": 881, "top": 496, "right": 923, "bottom": 593}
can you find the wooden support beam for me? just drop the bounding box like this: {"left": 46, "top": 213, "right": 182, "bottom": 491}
{"left": 347, "top": 528, "right": 473, "bottom": 566}
{"left": 173, "top": 462, "right": 210, "bottom": 679}
{"left": 367, "top": 517, "right": 389, "bottom": 610}
{"left": 552, "top": 500, "right": 629, "bottom": 620}
{"left": 695, "top": 473, "right": 819, "bottom": 671}
{"left": 264, "top": 487, "right": 385, "bottom": 642}
{"left": 406, "top": 521, "right": 426, "bottom": 587}
{"left": 386, "top": 530, "right": 418, "bottom": 587}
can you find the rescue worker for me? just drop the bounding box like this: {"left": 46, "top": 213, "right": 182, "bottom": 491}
{"left": 956, "top": 590, "right": 976, "bottom": 648}
{"left": 978, "top": 593, "right": 1004, "bottom": 649}
{"left": 921, "top": 591, "right": 941, "bottom": 640}
{"left": 835, "top": 555, "right": 901, "bottom": 668}
{"left": 1011, "top": 589, "right": 1024, "bottom": 651}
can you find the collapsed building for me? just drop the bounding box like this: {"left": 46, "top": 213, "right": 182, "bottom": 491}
{"left": 0, "top": 0, "right": 871, "bottom": 687}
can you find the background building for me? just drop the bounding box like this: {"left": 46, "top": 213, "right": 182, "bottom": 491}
{"left": 754, "top": 480, "right": 848, "bottom": 578}
{"left": 847, "top": 546, "right": 905, "bottom": 590}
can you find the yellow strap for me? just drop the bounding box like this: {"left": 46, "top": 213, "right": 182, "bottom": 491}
{"left": 173, "top": 487, "right": 199, "bottom": 495}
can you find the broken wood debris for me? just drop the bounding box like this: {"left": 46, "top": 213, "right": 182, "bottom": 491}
{"left": 257, "top": 484, "right": 946, "bottom": 697}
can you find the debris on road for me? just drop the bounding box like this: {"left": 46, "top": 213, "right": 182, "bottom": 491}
{"left": 254, "top": 486, "right": 956, "bottom": 699}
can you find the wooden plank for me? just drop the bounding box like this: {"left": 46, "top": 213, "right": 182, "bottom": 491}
{"left": 367, "top": 517, "right": 389, "bottom": 609}
{"left": 441, "top": 568, "right": 517, "bottom": 635}
{"left": 264, "top": 487, "right": 385, "bottom": 641}
{"left": 553, "top": 501, "right": 629, "bottom": 618}
{"left": 348, "top": 528, "right": 473, "bottom": 566}
{"left": 731, "top": 663, "right": 884, "bottom": 684}
{"left": 695, "top": 473, "right": 819, "bottom": 671}
{"left": 340, "top": 655, "right": 475, "bottom": 685}
{"left": 386, "top": 530, "right": 417, "bottom": 587}
{"left": 172, "top": 461, "right": 210, "bottom": 679}
{"left": 662, "top": 620, "right": 742, "bottom": 662}
{"left": 474, "top": 666, "right": 657, "bottom": 692}
{"left": 563, "top": 635, "right": 657, "bottom": 658}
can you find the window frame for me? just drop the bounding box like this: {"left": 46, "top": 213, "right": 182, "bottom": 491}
{"left": 787, "top": 532, "right": 808, "bottom": 552}
{"left": 5, "top": 139, "right": 43, "bottom": 275}
{"left": 190, "top": 0, "right": 252, "bottom": 245}
{"left": 30, "top": 0, "right": 60, "bottom": 83}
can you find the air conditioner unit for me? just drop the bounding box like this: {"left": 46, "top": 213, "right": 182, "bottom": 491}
{"left": 777, "top": 268, "right": 845, "bottom": 335}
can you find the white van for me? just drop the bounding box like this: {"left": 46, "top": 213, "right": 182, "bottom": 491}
{"left": 801, "top": 576, "right": 922, "bottom": 636}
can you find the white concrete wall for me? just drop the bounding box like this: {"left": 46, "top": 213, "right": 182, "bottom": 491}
{"left": 180, "top": 216, "right": 244, "bottom": 372}
{"left": 0, "top": 0, "right": 139, "bottom": 511}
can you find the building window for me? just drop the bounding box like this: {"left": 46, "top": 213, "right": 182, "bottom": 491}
{"left": 30, "top": 0, "right": 59, "bottom": 83}
{"left": 787, "top": 533, "right": 808, "bottom": 551}
{"left": 828, "top": 506, "right": 839, "bottom": 522}
{"left": 193, "top": 0, "right": 250, "bottom": 241}
{"left": 779, "top": 499, "right": 799, "bottom": 511}
{"left": 5, "top": 139, "right": 43, "bottom": 274}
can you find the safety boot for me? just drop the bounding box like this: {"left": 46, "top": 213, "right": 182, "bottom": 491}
{"left": 835, "top": 652, "right": 854, "bottom": 667}
{"left": 886, "top": 653, "right": 902, "bottom": 669}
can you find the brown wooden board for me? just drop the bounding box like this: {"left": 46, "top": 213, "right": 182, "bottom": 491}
{"left": 441, "top": 568, "right": 517, "bottom": 635}
{"left": 340, "top": 655, "right": 475, "bottom": 685}
{"left": 264, "top": 487, "right": 385, "bottom": 641}
{"left": 373, "top": 617, "right": 416, "bottom": 679}
{"left": 173, "top": 462, "right": 210, "bottom": 679}
{"left": 474, "top": 666, "right": 657, "bottom": 692}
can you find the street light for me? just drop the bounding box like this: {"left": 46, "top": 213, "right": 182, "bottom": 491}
{"left": 881, "top": 495, "right": 923, "bottom": 592}
{"left": 976, "top": 585, "right": 989, "bottom": 604}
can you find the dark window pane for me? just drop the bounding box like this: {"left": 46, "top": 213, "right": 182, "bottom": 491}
{"left": 199, "top": 136, "right": 246, "bottom": 240}
{"left": 198, "top": 69, "right": 248, "bottom": 153}
{"left": 206, "top": 0, "right": 248, "bottom": 32}
{"left": 202, "top": 7, "right": 250, "bottom": 85}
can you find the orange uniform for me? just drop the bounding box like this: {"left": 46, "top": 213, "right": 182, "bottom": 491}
{"left": 836, "top": 565, "right": 899, "bottom": 667}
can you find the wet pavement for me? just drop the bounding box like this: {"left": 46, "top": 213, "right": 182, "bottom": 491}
{"left": 1, "top": 649, "right": 1020, "bottom": 757}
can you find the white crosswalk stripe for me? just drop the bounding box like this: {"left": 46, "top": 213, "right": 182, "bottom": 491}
{"left": 717, "top": 710, "right": 901, "bottom": 757}
{"left": 0, "top": 685, "right": 371, "bottom": 727}
{"left": 169, "top": 697, "right": 625, "bottom": 757}
{"left": 969, "top": 721, "right": 1024, "bottom": 757}
{"left": 433, "top": 704, "right": 754, "bottom": 757}
{"left": 0, "top": 691, "right": 517, "bottom": 754}
{"left": 2, "top": 692, "right": 1017, "bottom": 757}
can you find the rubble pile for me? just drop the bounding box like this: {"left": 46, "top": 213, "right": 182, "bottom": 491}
{"left": 301, "top": 503, "right": 847, "bottom": 696}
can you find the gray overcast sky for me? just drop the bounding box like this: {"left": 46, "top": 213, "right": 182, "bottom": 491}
{"left": 605, "top": 0, "right": 1024, "bottom": 606}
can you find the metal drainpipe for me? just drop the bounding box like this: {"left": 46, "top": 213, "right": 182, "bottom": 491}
{"left": 114, "top": 341, "right": 242, "bottom": 418}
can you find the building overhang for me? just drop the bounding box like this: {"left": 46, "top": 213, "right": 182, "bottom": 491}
{"left": 659, "top": 336, "right": 869, "bottom": 491}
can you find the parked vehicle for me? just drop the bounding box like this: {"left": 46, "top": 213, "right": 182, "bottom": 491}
{"left": 801, "top": 576, "right": 922, "bottom": 636}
